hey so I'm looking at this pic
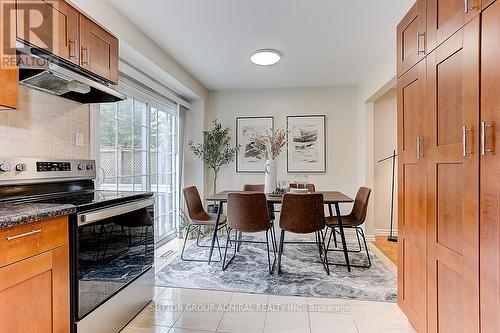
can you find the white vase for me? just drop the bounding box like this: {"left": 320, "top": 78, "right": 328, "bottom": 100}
{"left": 264, "top": 159, "right": 277, "bottom": 193}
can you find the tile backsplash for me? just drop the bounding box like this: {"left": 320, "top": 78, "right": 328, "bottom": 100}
{"left": 0, "top": 87, "right": 91, "bottom": 159}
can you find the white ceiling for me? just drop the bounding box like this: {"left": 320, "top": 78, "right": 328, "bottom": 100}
{"left": 107, "top": 0, "right": 414, "bottom": 91}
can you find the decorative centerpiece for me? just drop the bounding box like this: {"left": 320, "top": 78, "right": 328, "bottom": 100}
{"left": 252, "top": 128, "right": 287, "bottom": 193}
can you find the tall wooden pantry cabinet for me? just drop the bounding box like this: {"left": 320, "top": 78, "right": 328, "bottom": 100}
{"left": 396, "top": 1, "right": 499, "bottom": 333}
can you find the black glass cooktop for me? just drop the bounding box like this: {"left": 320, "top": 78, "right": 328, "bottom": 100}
{"left": 34, "top": 190, "right": 153, "bottom": 212}
{"left": 0, "top": 179, "right": 153, "bottom": 212}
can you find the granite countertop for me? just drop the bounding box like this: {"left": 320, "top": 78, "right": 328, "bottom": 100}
{"left": 0, "top": 203, "right": 76, "bottom": 229}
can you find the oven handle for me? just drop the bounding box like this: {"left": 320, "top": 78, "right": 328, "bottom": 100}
{"left": 77, "top": 197, "right": 155, "bottom": 226}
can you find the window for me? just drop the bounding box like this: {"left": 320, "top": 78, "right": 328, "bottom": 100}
{"left": 97, "top": 86, "right": 179, "bottom": 244}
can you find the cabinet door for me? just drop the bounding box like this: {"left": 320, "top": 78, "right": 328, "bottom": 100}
{"left": 79, "top": 14, "right": 118, "bottom": 84}
{"left": 0, "top": 245, "right": 70, "bottom": 333}
{"left": 0, "top": 69, "right": 19, "bottom": 110}
{"left": 1, "top": 0, "right": 18, "bottom": 110}
{"left": 426, "top": 17, "right": 480, "bottom": 333}
{"left": 480, "top": 2, "right": 500, "bottom": 332}
{"left": 16, "top": 0, "right": 79, "bottom": 64}
{"left": 397, "top": 0, "right": 426, "bottom": 77}
{"left": 426, "top": 0, "right": 480, "bottom": 52}
{"left": 397, "top": 60, "right": 427, "bottom": 333}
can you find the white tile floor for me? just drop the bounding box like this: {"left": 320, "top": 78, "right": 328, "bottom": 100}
{"left": 120, "top": 236, "right": 417, "bottom": 333}
{"left": 121, "top": 287, "right": 417, "bottom": 333}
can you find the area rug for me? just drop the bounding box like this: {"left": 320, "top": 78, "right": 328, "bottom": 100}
{"left": 156, "top": 234, "right": 397, "bottom": 302}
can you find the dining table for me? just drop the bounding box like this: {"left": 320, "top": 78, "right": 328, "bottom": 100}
{"left": 205, "top": 190, "right": 355, "bottom": 272}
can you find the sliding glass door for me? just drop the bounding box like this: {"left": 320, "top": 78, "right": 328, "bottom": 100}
{"left": 97, "top": 90, "right": 179, "bottom": 244}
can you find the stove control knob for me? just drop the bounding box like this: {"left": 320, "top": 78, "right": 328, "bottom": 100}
{"left": 86, "top": 164, "right": 94, "bottom": 170}
{"left": 0, "top": 162, "right": 10, "bottom": 172}
{"left": 78, "top": 163, "right": 86, "bottom": 171}
{"left": 15, "top": 163, "right": 26, "bottom": 172}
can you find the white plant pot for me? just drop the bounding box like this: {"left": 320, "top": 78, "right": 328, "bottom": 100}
{"left": 264, "top": 159, "right": 277, "bottom": 193}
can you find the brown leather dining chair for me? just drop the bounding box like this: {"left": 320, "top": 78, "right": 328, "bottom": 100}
{"left": 223, "top": 192, "right": 277, "bottom": 274}
{"left": 239, "top": 184, "right": 275, "bottom": 251}
{"left": 289, "top": 183, "right": 316, "bottom": 192}
{"left": 278, "top": 193, "right": 329, "bottom": 275}
{"left": 181, "top": 186, "right": 227, "bottom": 262}
{"left": 325, "top": 187, "right": 372, "bottom": 268}
{"left": 243, "top": 184, "right": 265, "bottom": 192}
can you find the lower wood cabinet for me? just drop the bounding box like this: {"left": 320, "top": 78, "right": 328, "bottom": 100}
{"left": 0, "top": 217, "right": 70, "bottom": 333}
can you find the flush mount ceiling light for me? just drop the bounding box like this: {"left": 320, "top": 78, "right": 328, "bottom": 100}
{"left": 250, "top": 49, "right": 281, "bottom": 66}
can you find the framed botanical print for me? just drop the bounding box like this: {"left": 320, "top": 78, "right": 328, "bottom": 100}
{"left": 236, "top": 116, "right": 274, "bottom": 173}
{"left": 287, "top": 115, "right": 326, "bottom": 173}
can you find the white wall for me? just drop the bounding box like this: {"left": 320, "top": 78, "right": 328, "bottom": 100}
{"left": 373, "top": 88, "right": 398, "bottom": 236}
{"left": 205, "top": 86, "right": 360, "bottom": 213}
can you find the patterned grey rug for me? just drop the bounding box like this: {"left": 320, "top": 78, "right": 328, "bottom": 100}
{"left": 156, "top": 234, "right": 397, "bottom": 302}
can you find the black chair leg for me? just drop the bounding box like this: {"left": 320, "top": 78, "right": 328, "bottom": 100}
{"left": 222, "top": 228, "right": 237, "bottom": 270}
{"left": 358, "top": 227, "right": 372, "bottom": 268}
{"left": 265, "top": 230, "right": 272, "bottom": 274}
{"left": 181, "top": 224, "right": 223, "bottom": 262}
{"left": 277, "top": 230, "right": 285, "bottom": 275}
{"left": 326, "top": 226, "right": 372, "bottom": 269}
{"left": 237, "top": 231, "right": 243, "bottom": 252}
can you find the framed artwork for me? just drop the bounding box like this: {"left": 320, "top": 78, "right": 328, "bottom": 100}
{"left": 236, "top": 116, "right": 274, "bottom": 173}
{"left": 287, "top": 115, "right": 326, "bottom": 173}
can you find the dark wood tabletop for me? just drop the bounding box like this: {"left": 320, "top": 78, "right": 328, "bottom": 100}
{"left": 206, "top": 191, "right": 354, "bottom": 204}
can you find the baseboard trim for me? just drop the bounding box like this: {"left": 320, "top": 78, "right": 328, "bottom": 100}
{"left": 373, "top": 228, "right": 398, "bottom": 237}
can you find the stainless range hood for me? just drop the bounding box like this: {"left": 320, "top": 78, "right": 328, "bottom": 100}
{"left": 17, "top": 42, "right": 126, "bottom": 104}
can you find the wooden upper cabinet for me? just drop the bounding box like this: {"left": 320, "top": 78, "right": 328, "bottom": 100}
{"left": 79, "top": 14, "right": 118, "bottom": 84}
{"left": 426, "top": 0, "right": 480, "bottom": 52}
{"left": 397, "top": 0, "right": 426, "bottom": 77}
{"left": 0, "top": 0, "right": 18, "bottom": 110}
{"left": 480, "top": 1, "right": 500, "bottom": 332}
{"left": 16, "top": 0, "right": 79, "bottom": 65}
{"left": 0, "top": 69, "right": 18, "bottom": 110}
{"left": 397, "top": 60, "right": 427, "bottom": 333}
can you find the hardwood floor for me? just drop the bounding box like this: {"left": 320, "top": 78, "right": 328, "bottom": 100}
{"left": 372, "top": 236, "right": 398, "bottom": 266}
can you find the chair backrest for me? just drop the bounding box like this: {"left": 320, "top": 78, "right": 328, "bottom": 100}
{"left": 183, "top": 186, "right": 210, "bottom": 221}
{"left": 350, "top": 187, "right": 372, "bottom": 223}
{"left": 243, "top": 184, "right": 265, "bottom": 192}
{"left": 280, "top": 193, "right": 325, "bottom": 234}
{"left": 289, "top": 183, "right": 316, "bottom": 192}
{"left": 227, "top": 192, "right": 271, "bottom": 232}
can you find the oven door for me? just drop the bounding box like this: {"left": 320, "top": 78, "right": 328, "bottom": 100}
{"left": 75, "top": 197, "right": 155, "bottom": 320}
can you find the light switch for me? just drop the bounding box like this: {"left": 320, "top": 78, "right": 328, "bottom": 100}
{"left": 75, "top": 132, "right": 84, "bottom": 147}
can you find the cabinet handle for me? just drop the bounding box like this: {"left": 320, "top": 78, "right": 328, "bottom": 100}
{"left": 416, "top": 136, "right": 424, "bottom": 160}
{"left": 465, "top": 0, "right": 476, "bottom": 13}
{"left": 416, "top": 32, "right": 425, "bottom": 55}
{"left": 481, "top": 121, "right": 493, "bottom": 156}
{"left": 82, "top": 47, "right": 89, "bottom": 65}
{"left": 6, "top": 229, "right": 42, "bottom": 241}
{"left": 462, "top": 126, "right": 472, "bottom": 157}
{"left": 69, "top": 39, "right": 77, "bottom": 59}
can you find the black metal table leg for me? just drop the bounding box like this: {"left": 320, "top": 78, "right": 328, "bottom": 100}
{"left": 334, "top": 202, "right": 351, "bottom": 272}
{"left": 208, "top": 201, "right": 223, "bottom": 265}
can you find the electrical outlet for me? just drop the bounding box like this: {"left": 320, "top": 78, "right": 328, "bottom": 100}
{"left": 75, "top": 132, "right": 84, "bottom": 147}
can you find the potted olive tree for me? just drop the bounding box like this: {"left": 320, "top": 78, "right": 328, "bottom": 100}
{"left": 188, "top": 119, "right": 237, "bottom": 213}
